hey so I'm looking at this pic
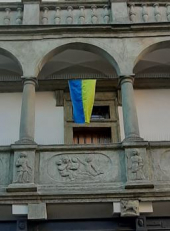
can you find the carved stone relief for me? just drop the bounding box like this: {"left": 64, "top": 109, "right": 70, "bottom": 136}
{"left": 13, "top": 151, "right": 35, "bottom": 184}
{"left": 152, "top": 149, "right": 170, "bottom": 181}
{"left": 40, "top": 151, "right": 123, "bottom": 184}
{"left": 14, "top": 152, "right": 32, "bottom": 183}
{"left": 121, "top": 200, "right": 139, "bottom": 217}
{"left": 127, "top": 149, "right": 145, "bottom": 181}
{"left": 0, "top": 153, "right": 10, "bottom": 186}
{"left": 125, "top": 148, "right": 153, "bottom": 188}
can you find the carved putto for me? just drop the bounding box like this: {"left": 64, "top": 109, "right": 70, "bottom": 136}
{"left": 14, "top": 152, "right": 32, "bottom": 183}
{"left": 121, "top": 200, "right": 139, "bottom": 217}
{"left": 128, "top": 149, "right": 145, "bottom": 181}
{"left": 56, "top": 155, "right": 103, "bottom": 181}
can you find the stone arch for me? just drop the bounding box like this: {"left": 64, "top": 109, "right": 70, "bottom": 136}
{"left": 0, "top": 47, "right": 23, "bottom": 75}
{"left": 37, "top": 42, "right": 121, "bottom": 77}
{"left": 134, "top": 40, "right": 170, "bottom": 70}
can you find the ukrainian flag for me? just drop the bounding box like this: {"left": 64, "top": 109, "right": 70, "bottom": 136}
{"left": 69, "top": 79, "right": 96, "bottom": 123}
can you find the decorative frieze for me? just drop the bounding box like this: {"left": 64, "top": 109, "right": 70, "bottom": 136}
{"left": 39, "top": 151, "right": 124, "bottom": 185}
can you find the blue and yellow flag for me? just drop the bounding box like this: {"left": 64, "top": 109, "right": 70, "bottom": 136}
{"left": 69, "top": 79, "right": 96, "bottom": 123}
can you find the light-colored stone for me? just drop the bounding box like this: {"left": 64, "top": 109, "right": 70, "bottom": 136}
{"left": 28, "top": 203, "right": 47, "bottom": 220}
{"left": 121, "top": 200, "right": 139, "bottom": 217}
{"left": 12, "top": 205, "right": 28, "bottom": 215}
{"left": 111, "top": 1, "right": 129, "bottom": 23}
{"left": 23, "top": 3, "right": 40, "bottom": 25}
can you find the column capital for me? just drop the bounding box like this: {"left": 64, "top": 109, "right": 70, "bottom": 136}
{"left": 119, "top": 75, "right": 135, "bottom": 86}
{"left": 21, "top": 77, "right": 38, "bottom": 86}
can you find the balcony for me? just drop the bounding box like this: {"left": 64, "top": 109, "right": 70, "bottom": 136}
{"left": 0, "top": 142, "right": 168, "bottom": 200}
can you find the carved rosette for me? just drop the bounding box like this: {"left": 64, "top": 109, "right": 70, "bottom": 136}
{"left": 91, "top": 5, "right": 98, "bottom": 24}
{"left": 154, "top": 3, "right": 161, "bottom": 22}
{"left": 121, "top": 200, "right": 139, "bottom": 217}
{"left": 66, "top": 6, "right": 73, "bottom": 24}
{"left": 129, "top": 4, "right": 136, "bottom": 23}
{"left": 4, "top": 8, "right": 11, "bottom": 25}
{"left": 54, "top": 7, "right": 61, "bottom": 24}
{"left": 79, "top": 6, "right": 85, "bottom": 24}
{"left": 166, "top": 4, "right": 170, "bottom": 22}
{"left": 142, "top": 4, "right": 148, "bottom": 22}
{"left": 42, "top": 7, "right": 49, "bottom": 25}
{"left": 16, "top": 8, "right": 23, "bottom": 25}
{"left": 103, "top": 5, "right": 110, "bottom": 24}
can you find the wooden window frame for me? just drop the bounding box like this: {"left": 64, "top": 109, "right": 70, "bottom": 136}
{"left": 64, "top": 92, "right": 121, "bottom": 144}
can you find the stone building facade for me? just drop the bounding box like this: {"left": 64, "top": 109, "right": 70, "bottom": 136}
{"left": 0, "top": 0, "right": 170, "bottom": 230}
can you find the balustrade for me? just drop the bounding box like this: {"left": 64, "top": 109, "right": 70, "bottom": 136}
{"left": 40, "top": 3, "right": 111, "bottom": 25}
{"left": 0, "top": 5, "right": 23, "bottom": 25}
{"left": 128, "top": 2, "right": 170, "bottom": 23}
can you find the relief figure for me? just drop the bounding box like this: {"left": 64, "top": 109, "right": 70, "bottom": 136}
{"left": 14, "top": 152, "right": 32, "bottom": 183}
{"left": 56, "top": 155, "right": 103, "bottom": 181}
{"left": 128, "top": 150, "right": 145, "bottom": 181}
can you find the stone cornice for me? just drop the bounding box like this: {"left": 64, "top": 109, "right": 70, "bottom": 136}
{"left": 0, "top": 23, "right": 169, "bottom": 37}
{"left": 41, "top": 0, "right": 110, "bottom": 8}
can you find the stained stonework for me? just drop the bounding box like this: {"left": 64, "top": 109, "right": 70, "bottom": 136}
{"left": 121, "top": 200, "right": 139, "bottom": 217}
{"left": 14, "top": 152, "right": 32, "bottom": 184}
{"left": 39, "top": 150, "right": 126, "bottom": 185}
{"left": 151, "top": 148, "right": 170, "bottom": 182}
{"left": 0, "top": 152, "right": 10, "bottom": 187}
{"left": 125, "top": 148, "right": 153, "bottom": 189}
{"left": 7, "top": 148, "right": 37, "bottom": 192}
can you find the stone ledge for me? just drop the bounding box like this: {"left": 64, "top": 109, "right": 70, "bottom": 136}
{"left": 7, "top": 183, "right": 37, "bottom": 193}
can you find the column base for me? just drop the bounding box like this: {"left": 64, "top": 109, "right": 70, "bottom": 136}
{"left": 125, "top": 180, "right": 154, "bottom": 189}
{"left": 7, "top": 183, "right": 37, "bottom": 192}
{"left": 123, "top": 135, "right": 144, "bottom": 142}
{"left": 15, "top": 139, "right": 37, "bottom": 145}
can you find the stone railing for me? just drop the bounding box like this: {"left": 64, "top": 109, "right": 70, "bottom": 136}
{"left": 128, "top": 2, "right": 170, "bottom": 23}
{"left": 0, "top": 143, "right": 170, "bottom": 196}
{"left": 0, "top": 3, "right": 23, "bottom": 25}
{"left": 40, "top": 2, "right": 111, "bottom": 25}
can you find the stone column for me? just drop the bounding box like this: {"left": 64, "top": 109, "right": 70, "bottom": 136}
{"left": 19, "top": 78, "right": 37, "bottom": 144}
{"left": 119, "top": 76, "right": 143, "bottom": 141}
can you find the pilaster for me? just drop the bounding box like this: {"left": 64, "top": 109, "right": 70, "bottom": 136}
{"left": 22, "top": 0, "right": 41, "bottom": 25}
{"left": 110, "top": 0, "right": 130, "bottom": 23}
